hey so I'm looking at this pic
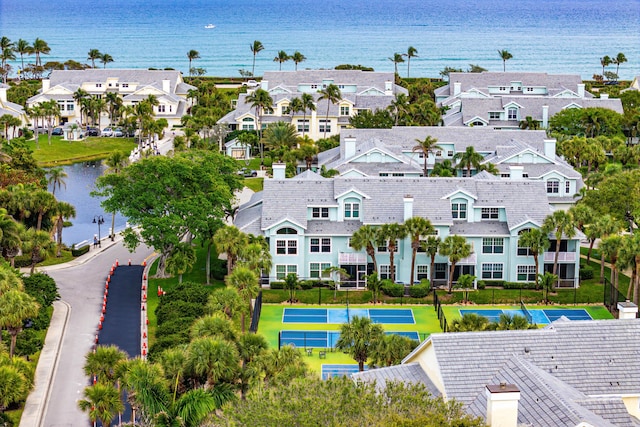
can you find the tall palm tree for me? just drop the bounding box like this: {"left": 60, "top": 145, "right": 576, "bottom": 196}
{"left": 73, "top": 88, "right": 90, "bottom": 125}
{"left": 300, "top": 92, "right": 316, "bottom": 137}
{"left": 291, "top": 51, "right": 306, "bottom": 71}
{"left": 273, "top": 50, "right": 289, "bottom": 71}
{"left": 412, "top": 135, "right": 442, "bottom": 177}
{"left": 99, "top": 52, "right": 114, "bottom": 68}
{"left": 1, "top": 47, "right": 16, "bottom": 84}
{"left": 386, "top": 53, "right": 403, "bottom": 76}
{"left": 214, "top": 225, "right": 249, "bottom": 275}
{"left": 225, "top": 266, "right": 259, "bottom": 332}
{"left": 83, "top": 344, "right": 128, "bottom": 385}
{"left": 287, "top": 97, "right": 304, "bottom": 125}
{"left": 40, "top": 99, "right": 61, "bottom": 145}
{"left": 245, "top": 88, "right": 273, "bottom": 164}
{"left": 542, "top": 210, "right": 576, "bottom": 277}
{"left": 0, "top": 208, "right": 21, "bottom": 265}
{"left": 52, "top": 201, "right": 75, "bottom": 257}
{"left": 104, "top": 91, "right": 123, "bottom": 125}
{"left": 78, "top": 383, "right": 124, "bottom": 427}
{"left": 317, "top": 84, "right": 341, "bottom": 139}
{"left": 454, "top": 146, "right": 484, "bottom": 177}
{"left": 0, "top": 289, "right": 40, "bottom": 357}
{"left": 380, "top": 223, "right": 407, "bottom": 282}
{"left": 31, "top": 189, "right": 56, "bottom": 231}
{"left": 185, "top": 337, "right": 239, "bottom": 388}
{"left": 87, "top": 49, "right": 101, "bottom": 68}
{"left": 600, "top": 55, "right": 612, "bottom": 77}
{"left": 404, "top": 46, "right": 418, "bottom": 78}
{"left": 600, "top": 235, "right": 622, "bottom": 290}
{"left": 518, "top": 228, "right": 550, "bottom": 289}
{"left": 423, "top": 236, "right": 441, "bottom": 286}
{"left": 390, "top": 93, "right": 410, "bottom": 126}
{"left": 119, "top": 358, "right": 169, "bottom": 425}
{"left": 613, "top": 52, "right": 627, "bottom": 77}
{"left": 620, "top": 232, "right": 640, "bottom": 304}
{"left": 250, "top": 40, "right": 264, "bottom": 77}
{"left": 404, "top": 217, "right": 434, "bottom": 285}
{"left": 187, "top": 49, "right": 200, "bottom": 77}
{"left": 439, "top": 234, "right": 472, "bottom": 293}
{"left": 264, "top": 121, "right": 298, "bottom": 156}
{"left": 498, "top": 49, "right": 512, "bottom": 72}
{"left": 31, "top": 38, "right": 50, "bottom": 68}
{"left": 335, "top": 315, "right": 384, "bottom": 372}
{"left": 47, "top": 166, "right": 67, "bottom": 196}
{"left": 350, "top": 225, "right": 382, "bottom": 274}
{"left": 104, "top": 151, "right": 129, "bottom": 241}
{"left": 22, "top": 227, "right": 54, "bottom": 274}
{"left": 165, "top": 243, "right": 197, "bottom": 283}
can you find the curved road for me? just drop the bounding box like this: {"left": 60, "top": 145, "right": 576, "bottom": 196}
{"left": 39, "top": 240, "right": 152, "bottom": 427}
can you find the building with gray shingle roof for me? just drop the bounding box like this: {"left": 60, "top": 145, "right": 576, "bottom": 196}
{"left": 353, "top": 318, "right": 640, "bottom": 427}
{"left": 234, "top": 172, "right": 580, "bottom": 287}
{"left": 218, "top": 70, "right": 407, "bottom": 141}
{"left": 27, "top": 69, "right": 195, "bottom": 129}
{"left": 435, "top": 72, "right": 623, "bottom": 129}
{"left": 0, "top": 83, "right": 27, "bottom": 132}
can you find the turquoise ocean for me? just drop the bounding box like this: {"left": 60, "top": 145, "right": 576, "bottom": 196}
{"left": 1, "top": 0, "right": 639, "bottom": 79}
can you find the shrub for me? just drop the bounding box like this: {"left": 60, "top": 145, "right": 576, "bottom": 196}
{"left": 270, "top": 281, "right": 284, "bottom": 289}
{"left": 299, "top": 280, "right": 314, "bottom": 290}
{"left": 580, "top": 266, "right": 594, "bottom": 280}
{"left": 23, "top": 273, "right": 60, "bottom": 307}
{"left": 13, "top": 254, "right": 35, "bottom": 268}
{"left": 71, "top": 244, "right": 90, "bottom": 257}
{"left": 155, "top": 300, "right": 204, "bottom": 325}
{"left": 156, "top": 317, "right": 194, "bottom": 338}
{"left": 502, "top": 282, "right": 537, "bottom": 290}
{"left": 476, "top": 281, "right": 486, "bottom": 290}
{"left": 481, "top": 280, "right": 505, "bottom": 288}
{"left": 382, "top": 282, "right": 404, "bottom": 297}
{"left": 408, "top": 283, "right": 430, "bottom": 298}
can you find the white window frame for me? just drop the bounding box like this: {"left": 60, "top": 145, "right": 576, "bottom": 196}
{"left": 507, "top": 107, "right": 518, "bottom": 120}
{"left": 344, "top": 202, "right": 360, "bottom": 219}
{"left": 276, "top": 264, "right": 298, "bottom": 280}
{"left": 416, "top": 265, "right": 429, "bottom": 280}
{"left": 565, "top": 181, "right": 571, "bottom": 194}
{"left": 380, "top": 265, "right": 396, "bottom": 281}
{"left": 482, "top": 263, "right": 503, "bottom": 279}
{"left": 489, "top": 112, "right": 500, "bottom": 120}
{"left": 312, "top": 207, "right": 329, "bottom": 218}
{"left": 517, "top": 265, "right": 536, "bottom": 281}
{"left": 451, "top": 202, "right": 467, "bottom": 219}
{"left": 547, "top": 180, "right": 560, "bottom": 194}
{"left": 297, "top": 119, "right": 309, "bottom": 133}
{"left": 310, "top": 237, "right": 331, "bottom": 253}
{"left": 482, "top": 237, "right": 504, "bottom": 254}
{"left": 276, "top": 239, "right": 297, "bottom": 255}
{"left": 340, "top": 105, "right": 350, "bottom": 116}
{"left": 481, "top": 208, "right": 499, "bottom": 220}
{"left": 310, "top": 262, "right": 331, "bottom": 279}
{"left": 319, "top": 119, "right": 331, "bottom": 133}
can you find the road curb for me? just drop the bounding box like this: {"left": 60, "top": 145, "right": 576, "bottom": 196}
{"left": 19, "top": 300, "right": 71, "bottom": 427}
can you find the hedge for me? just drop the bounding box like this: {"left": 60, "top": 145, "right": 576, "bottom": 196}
{"left": 382, "top": 283, "right": 404, "bottom": 297}
{"left": 502, "top": 281, "right": 537, "bottom": 290}
{"left": 408, "top": 283, "right": 430, "bottom": 298}
{"left": 270, "top": 281, "right": 284, "bottom": 289}
{"left": 580, "top": 266, "right": 594, "bottom": 280}
{"left": 71, "top": 245, "right": 90, "bottom": 257}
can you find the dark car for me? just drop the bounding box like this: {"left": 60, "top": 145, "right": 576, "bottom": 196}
{"left": 85, "top": 127, "right": 100, "bottom": 137}
{"left": 52, "top": 127, "right": 64, "bottom": 136}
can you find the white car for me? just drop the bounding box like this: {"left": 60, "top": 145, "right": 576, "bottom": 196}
{"left": 101, "top": 127, "right": 114, "bottom": 137}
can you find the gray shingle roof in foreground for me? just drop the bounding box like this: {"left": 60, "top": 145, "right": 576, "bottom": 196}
{"left": 352, "top": 363, "right": 441, "bottom": 397}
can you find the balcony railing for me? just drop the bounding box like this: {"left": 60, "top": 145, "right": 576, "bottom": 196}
{"left": 543, "top": 252, "right": 576, "bottom": 262}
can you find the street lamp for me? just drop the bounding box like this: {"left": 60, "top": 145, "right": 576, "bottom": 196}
{"left": 92, "top": 215, "right": 105, "bottom": 248}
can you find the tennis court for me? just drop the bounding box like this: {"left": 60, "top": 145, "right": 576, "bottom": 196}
{"left": 280, "top": 330, "right": 420, "bottom": 348}
{"left": 459, "top": 307, "right": 593, "bottom": 325}
{"left": 321, "top": 364, "right": 367, "bottom": 379}
{"left": 282, "top": 308, "right": 415, "bottom": 324}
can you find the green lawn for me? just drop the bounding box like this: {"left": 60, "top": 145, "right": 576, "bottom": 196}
{"left": 243, "top": 177, "right": 263, "bottom": 192}
{"left": 258, "top": 304, "right": 440, "bottom": 374}
{"left": 28, "top": 135, "right": 137, "bottom": 166}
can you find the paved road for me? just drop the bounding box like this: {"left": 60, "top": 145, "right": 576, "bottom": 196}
{"left": 36, "top": 240, "right": 152, "bottom": 427}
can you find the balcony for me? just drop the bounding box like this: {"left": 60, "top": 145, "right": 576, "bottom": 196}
{"left": 543, "top": 252, "right": 576, "bottom": 262}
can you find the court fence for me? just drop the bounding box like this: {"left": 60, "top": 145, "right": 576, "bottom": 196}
{"left": 433, "top": 291, "right": 449, "bottom": 333}
{"left": 249, "top": 290, "right": 262, "bottom": 333}
{"left": 603, "top": 277, "right": 631, "bottom": 318}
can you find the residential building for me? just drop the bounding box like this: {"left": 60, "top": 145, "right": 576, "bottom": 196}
{"left": 319, "top": 127, "right": 582, "bottom": 210}
{"left": 218, "top": 70, "right": 408, "bottom": 140}
{"left": 622, "top": 75, "right": 640, "bottom": 92}
{"left": 435, "top": 72, "right": 624, "bottom": 128}
{"left": 26, "top": 69, "right": 195, "bottom": 129}
{"left": 0, "top": 83, "right": 27, "bottom": 131}
{"left": 234, "top": 169, "right": 581, "bottom": 288}
{"left": 354, "top": 315, "right": 640, "bottom": 427}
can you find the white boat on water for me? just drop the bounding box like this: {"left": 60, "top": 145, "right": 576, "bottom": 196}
{"left": 204, "top": 24, "right": 215, "bottom": 29}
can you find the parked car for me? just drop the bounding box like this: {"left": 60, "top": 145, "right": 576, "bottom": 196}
{"left": 237, "top": 168, "right": 258, "bottom": 177}
{"left": 52, "top": 127, "right": 64, "bottom": 136}
{"left": 112, "top": 128, "right": 124, "bottom": 137}
{"left": 101, "top": 127, "right": 114, "bottom": 137}
{"left": 242, "top": 79, "right": 260, "bottom": 88}
{"left": 85, "top": 127, "right": 100, "bottom": 137}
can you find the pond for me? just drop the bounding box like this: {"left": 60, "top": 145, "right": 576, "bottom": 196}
{"left": 48, "top": 161, "right": 128, "bottom": 246}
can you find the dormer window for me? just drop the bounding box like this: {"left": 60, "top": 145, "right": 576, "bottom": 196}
{"left": 344, "top": 199, "right": 360, "bottom": 219}
{"left": 507, "top": 108, "right": 518, "bottom": 120}
{"left": 451, "top": 202, "right": 467, "bottom": 219}
{"left": 340, "top": 106, "right": 350, "bottom": 116}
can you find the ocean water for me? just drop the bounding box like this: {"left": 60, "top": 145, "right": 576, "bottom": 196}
{"left": 1, "top": 0, "right": 639, "bottom": 79}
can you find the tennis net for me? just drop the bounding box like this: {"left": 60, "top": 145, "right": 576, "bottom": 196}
{"left": 520, "top": 300, "right": 533, "bottom": 324}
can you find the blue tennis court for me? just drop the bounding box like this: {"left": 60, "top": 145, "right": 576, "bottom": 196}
{"left": 282, "top": 308, "right": 415, "bottom": 324}
{"left": 321, "top": 364, "right": 367, "bottom": 379}
{"left": 280, "top": 330, "right": 419, "bottom": 348}
{"left": 459, "top": 308, "right": 592, "bottom": 325}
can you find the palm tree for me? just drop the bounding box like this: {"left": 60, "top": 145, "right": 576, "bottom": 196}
{"left": 404, "top": 217, "right": 434, "bottom": 286}
{"left": 0, "top": 209, "right": 21, "bottom": 265}
{"left": 119, "top": 358, "right": 169, "bottom": 425}
{"left": 154, "top": 388, "right": 225, "bottom": 427}
{"left": 83, "top": 344, "right": 127, "bottom": 385}
{"left": 291, "top": 51, "right": 306, "bottom": 71}
{"left": 335, "top": 315, "right": 384, "bottom": 372}
{"left": 380, "top": 223, "right": 407, "bottom": 282}
{"left": 600, "top": 55, "right": 612, "bottom": 77}
{"left": 165, "top": 243, "right": 197, "bottom": 283}
{"left": 450, "top": 313, "right": 490, "bottom": 332}
{"left": 104, "top": 91, "right": 123, "bottom": 125}
{"left": 454, "top": 146, "right": 484, "bottom": 177}
{"left": 369, "top": 334, "right": 416, "bottom": 367}
{"left": 350, "top": 225, "right": 381, "bottom": 274}
{"left": 0, "top": 365, "right": 27, "bottom": 412}
{"left": 498, "top": 49, "right": 512, "bottom": 72}
{"left": 439, "top": 234, "right": 472, "bottom": 293}
{"left": 600, "top": 235, "right": 623, "bottom": 289}
{"left": 538, "top": 272, "right": 558, "bottom": 304}
{"left": 273, "top": 50, "right": 289, "bottom": 71}
{"left": 225, "top": 266, "right": 259, "bottom": 332}
{"left": 250, "top": 40, "right": 264, "bottom": 77}
{"left": 30, "top": 189, "right": 56, "bottom": 231}
{"left": 99, "top": 52, "right": 114, "bottom": 68}
{"left": 185, "top": 337, "right": 239, "bottom": 388}
{"left": 73, "top": 88, "right": 90, "bottom": 125}
{"left": 366, "top": 272, "right": 383, "bottom": 305}
{"left": 187, "top": 49, "right": 200, "bottom": 77}
{"left": 87, "top": 49, "right": 101, "bottom": 68}
{"left": 412, "top": 135, "right": 442, "bottom": 177}
{"left": 317, "top": 84, "right": 341, "bottom": 139}
{"left": 264, "top": 121, "right": 298, "bottom": 158}
{"left": 422, "top": 236, "right": 441, "bottom": 287}
{"left": 0, "top": 289, "right": 40, "bottom": 357}
{"left": 52, "top": 201, "right": 75, "bottom": 257}
{"left": 41, "top": 99, "right": 61, "bottom": 145}
{"left": 13, "top": 39, "right": 30, "bottom": 72}
{"left": 214, "top": 225, "right": 249, "bottom": 275}
{"left": 542, "top": 210, "right": 576, "bottom": 277}
{"left": 104, "top": 151, "right": 129, "bottom": 240}
{"left": 404, "top": 46, "right": 418, "bottom": 78}
{"left": 78, "top": 383, "right": 124, "bottom": 427}
{"left": 495, "top": 313, "right": 532, "bottom": 330}
{"left": 390, "top": 93, "right": 410, "bottom": 126}
{"left": 620, "top": 232, "right": 640, "bottom": 304}
{"left": 296, "top": 141, "right": 318, "bottom": 170}
{"left": 1, "top": 46, "right": 15, "bottom": 84}
{"left": 47, "top": 166, "right": 67, "bottom": 196}
{"left": 31, "top": 38, "right": 50, "bottom": 68}
{"left": 22, "top": 227, "right": 54, "bottom": 274}
{"left": 245, "top": 88, "right": 273, "bottom": 164}
{"left": 388, "top": 52, "right": 404, "bottom": 76}
{"left": 299, "top": 93, "right": 316, "bottom": 137}
{"left": 518, "top": 228, "right": 550, "bottom": 289}
{"left": 613, "top": 52, "right": 627, "bottom": 78}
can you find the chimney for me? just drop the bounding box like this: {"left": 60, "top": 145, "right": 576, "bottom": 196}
{"left": 42, "top": 79, "right": 50, "bottom": 92}
{"left": 453, "top": 81, "right": 462, "bottom": 96}
{"left": 541, "top": 105, "right": 549, "bottom": 128}
{"left": 543, "top": 139, "right": 556, "bottom": 158}
{"left": 403, "top": 195, "right": 414, "bottom": 221}
{"left": 617, "top": 300, "right": 638, "bottom": 319}
{"left": 601, "top": 93, "right": 609, "bottom": 100}
{"left": 486, "top": 383, "right": 520, "bottom": 427}
{"left": 577, "top": 83, "right": 585, "bottom": 98}
{"left": 384, "top": 81, "right": 392, "bottom": 95}
{"left": 272, "top": 163, "right": 286, "bottom": 180}
{"left": 0, "top": 86, "right": 6, "bottom": 103}
{"left": 162, "top": 79, "right": 171, "bottom": 93}
{"left": 344, "top": 135, "right": 357, "bottom": 159}
{"left": 508, "top": 165, "right": 523, "bottom": 180}
{"left": 261, "top": 80, "right": 269, "bottom": 90}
